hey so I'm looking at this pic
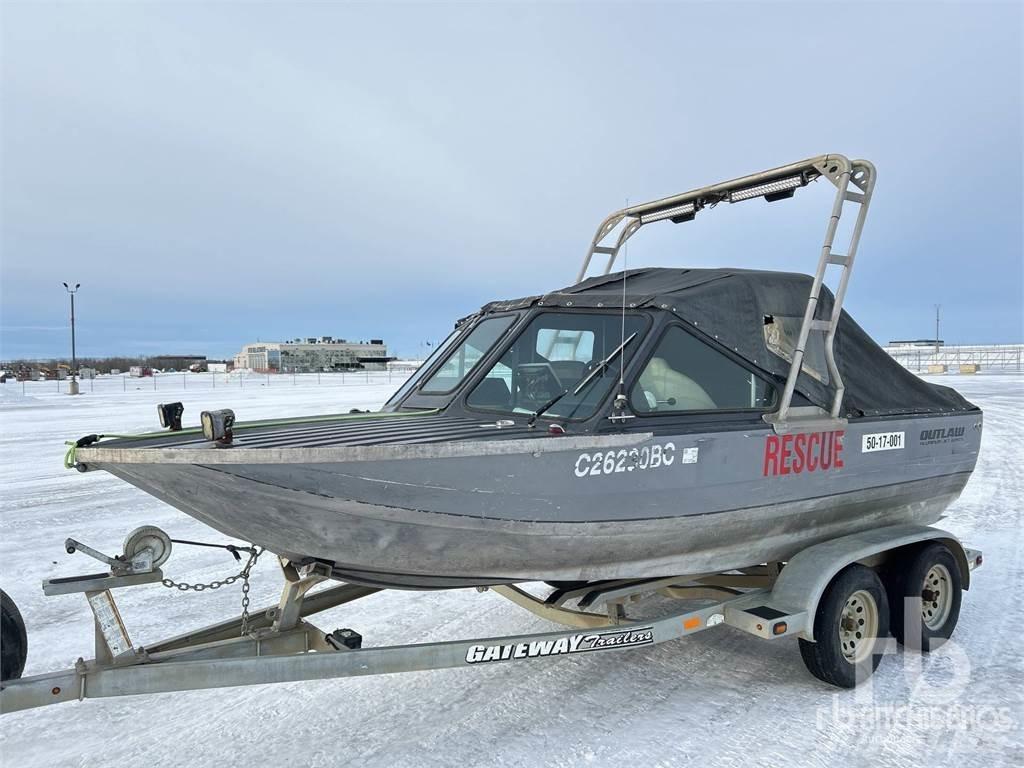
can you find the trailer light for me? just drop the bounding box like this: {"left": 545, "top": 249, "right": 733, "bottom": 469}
{"left": 772, "top": 621, "right": 788, "bottom": 636}
{"left": 683, "top": 616, "right": 701, "bottom": 631}
{"left": 729, "top": 175, "right": 805, "bottom": 203}
{"left": 326, "top": 627, "right": 363, "bottom": 650}
{"left": 201, "top": 409, "right": 235, "bottom": 445}
{"left": 639, "top": 202, "right": 696, "bottom": 224}
{"left": 157, "top": 402, "right": 184, "bottom": 431}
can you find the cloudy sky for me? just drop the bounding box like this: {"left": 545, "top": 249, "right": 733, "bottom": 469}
{"left": 2, "top": 1, "right": 1021, "bottom": 360}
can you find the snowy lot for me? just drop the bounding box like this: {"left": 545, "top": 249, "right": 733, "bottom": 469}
{"left": 0, "top": 373, "right": 1021, "bottom": 767}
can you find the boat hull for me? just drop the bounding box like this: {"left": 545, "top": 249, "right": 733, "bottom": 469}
{"left": 89, "top": 412, "right": 982, "bottom": 588}
{"left": 106, "top": 463, "right": 968, "bottom": 587}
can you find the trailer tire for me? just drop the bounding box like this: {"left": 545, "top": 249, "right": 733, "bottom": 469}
{"left": 798, "top": 564, "right": 890, "bottom": 689}
{"left": 889, "top": 543, "right": 962, "bottom": 652}
{"left": 1, "top": 589, "right": 28, "bottom": 682}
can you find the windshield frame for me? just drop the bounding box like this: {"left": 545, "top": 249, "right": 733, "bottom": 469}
{"left": 417, "top": 314, "right": 519, "bottom": 396}
{"left": 387, "top": 311, "right": 523, "bottom": 410}
{"left": 382, "top": 327, "right": 462, "bottom": 409}
{"left": 460, "top": 309, "right": 652, "bottom": 423}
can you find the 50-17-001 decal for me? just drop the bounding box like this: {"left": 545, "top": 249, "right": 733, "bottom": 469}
{"left": 861, "top": 431, "right": 905, "bottom": 452}
{"left": 465, "top": 627, "right": 655, "bottom": 664}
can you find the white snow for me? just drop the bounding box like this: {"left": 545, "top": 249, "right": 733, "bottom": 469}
{"left": 1, "top": 373, "right": 1021, "bottom": 766}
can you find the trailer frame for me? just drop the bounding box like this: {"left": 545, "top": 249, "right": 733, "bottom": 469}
{"left": 0, "top": 523, "right": 981, "bottom": 713}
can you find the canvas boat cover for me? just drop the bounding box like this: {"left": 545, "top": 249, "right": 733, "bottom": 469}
{"left": 479, "top": 267, "right": 975, "bottom": 418}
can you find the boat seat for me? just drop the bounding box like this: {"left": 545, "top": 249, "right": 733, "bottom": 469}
{"left": 636, "top": 358, "right": 717, "bottom": 412}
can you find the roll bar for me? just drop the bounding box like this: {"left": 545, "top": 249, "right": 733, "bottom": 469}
{"left": 579, "top": 154, "right": 877, "bottom": 431}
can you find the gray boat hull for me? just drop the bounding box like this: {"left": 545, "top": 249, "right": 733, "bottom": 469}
{"left": 86, "top": 412, "right": 982, "bottom": 588}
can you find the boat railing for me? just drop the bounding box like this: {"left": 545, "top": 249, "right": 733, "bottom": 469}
{"left": 579, "top": 154, "right": 876, "bottom": 432}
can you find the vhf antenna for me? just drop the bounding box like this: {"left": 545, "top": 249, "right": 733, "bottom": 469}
{"left": 612, "top": 198, "right": 631, "bottom": 420}
{"left": 619, "top": 198, "right": 628, "bottom": 389}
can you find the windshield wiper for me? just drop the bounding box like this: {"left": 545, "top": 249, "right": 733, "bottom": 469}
{"left": 526, "top": 332, "right": 638, "bottom": 427}
{"left": 525, "top": 389, "right": 569, "bottom": 428}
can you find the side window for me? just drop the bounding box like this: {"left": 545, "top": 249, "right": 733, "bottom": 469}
{"left": 630, "top": 326, "right": 776, "bottom": 413}
{"left": 419, "top": 316, "right": 515, "bottom": 394}
{"left": 763, "top": 315, "right": 830, "bottom": 384}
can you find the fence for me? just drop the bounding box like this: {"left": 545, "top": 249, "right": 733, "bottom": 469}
{"left": 885, "top": 344, "right": 1023, "bottom": 373}
{"left": 9, "top": 345, "right": 1020, "bottom": 399}
{"left": 9, "top": 370, "right": 412, "bottom": 398}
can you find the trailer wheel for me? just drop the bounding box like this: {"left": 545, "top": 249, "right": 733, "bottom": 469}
{"left": 798, "top": 564, "right": 890, "bottom": 688}
{"left": 1, "top": 589, "right": 28, "bottom": 682}
{"left": 889, "top": 543, "right": 962, "bottom": 652}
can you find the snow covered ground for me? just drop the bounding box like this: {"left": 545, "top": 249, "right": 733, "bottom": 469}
{"left": 0, "top": 373, "right": 1021, "bottom": 767}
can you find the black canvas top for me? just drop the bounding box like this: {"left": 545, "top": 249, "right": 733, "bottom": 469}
{"left": 479, "top": 267, "right": 976, "bottom": 418}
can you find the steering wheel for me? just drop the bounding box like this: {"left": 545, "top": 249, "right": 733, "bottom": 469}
{"left": 514, "top": 363, "right": 562, "bottom": 407}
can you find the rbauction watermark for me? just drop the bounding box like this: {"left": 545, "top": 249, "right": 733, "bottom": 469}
{"left": 817, "top": 696, "right": 1014, "bottom": 733}
{"left": 815, "top": 611, "right": 1016, "bottom": 741}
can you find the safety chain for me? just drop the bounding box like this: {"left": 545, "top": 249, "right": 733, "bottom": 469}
{"left": 161, "top": 545, "right": 265, "bottom": 636}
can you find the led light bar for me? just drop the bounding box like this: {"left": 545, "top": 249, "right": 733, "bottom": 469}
{"left": 729, "top": 175, "right": 804, "bottom": 203}
{"left": 639, "top": 202, "right": 697, "bottom": 225}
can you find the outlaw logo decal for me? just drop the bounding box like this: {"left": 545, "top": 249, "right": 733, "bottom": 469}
{"left": 763, "top": 430, "right": 844, "bottom": 476}
{"left": 919, "top": 426, "right": 966, "bottom": 446}
{"left": 465, "top": 627, "right": 654, "bottom": 664}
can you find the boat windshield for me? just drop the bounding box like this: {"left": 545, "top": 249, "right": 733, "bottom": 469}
{"left": 467, "top": 312, "right": 646, "bottom": 421}
{"left": 418, "top": 315, "right": 517, "bottom": 394}
{"left": 383, "top": 328, "right": 462, "bottom": 407}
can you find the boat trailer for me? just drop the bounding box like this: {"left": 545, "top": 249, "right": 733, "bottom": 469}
{"left": 0, "top": 523, "right": 981, "bottom": 713}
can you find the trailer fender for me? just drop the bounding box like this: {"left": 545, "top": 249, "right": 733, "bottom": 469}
{"left": 769, "top": 524, "right": 971, "bottom": 642}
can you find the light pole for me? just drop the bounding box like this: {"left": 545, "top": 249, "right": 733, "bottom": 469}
{"left": 63, "top": 282, "right": 81, "bottom": 395}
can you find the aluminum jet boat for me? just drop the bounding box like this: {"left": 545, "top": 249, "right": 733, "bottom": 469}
{"left": 71, "top": 155, "right": 982, "bottom": 588}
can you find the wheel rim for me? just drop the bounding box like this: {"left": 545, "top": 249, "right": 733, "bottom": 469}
{"left": 839, "top": 589, "right": 879, "bottom": 664}
{"left": 921, "top": 564, "right": 953, "bottom": 630}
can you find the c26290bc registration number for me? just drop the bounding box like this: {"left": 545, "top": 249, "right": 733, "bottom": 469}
{"left": 574, "top": 443, "right": 676, "bottom": 477}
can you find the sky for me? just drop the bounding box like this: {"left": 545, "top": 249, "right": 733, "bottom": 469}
{"left": 1, "top": 1, "right": 1021, "bottom": 361}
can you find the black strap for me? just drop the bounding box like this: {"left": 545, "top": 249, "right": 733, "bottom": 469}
{"left": 170, "top": 538, "right": 258, "bottom": 561}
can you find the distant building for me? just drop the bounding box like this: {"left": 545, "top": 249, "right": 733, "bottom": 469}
{"left": 151, "top": 354, "right": 206, "bottom": 371}
{"left": 233, "top": 337, "right": 390, "bottom": 372}
{"left": 888, "top": 339, "right": 944, "bottom": 348}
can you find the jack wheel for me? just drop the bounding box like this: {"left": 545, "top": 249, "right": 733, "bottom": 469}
{"left": 889, "top": 543, "right": 962, "bottom": 652}
{"left": 1, "top": 589, "right": 27, "bottom": 682}
{"left": 798, "top": 564, "right": 890, "bottom": 688}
